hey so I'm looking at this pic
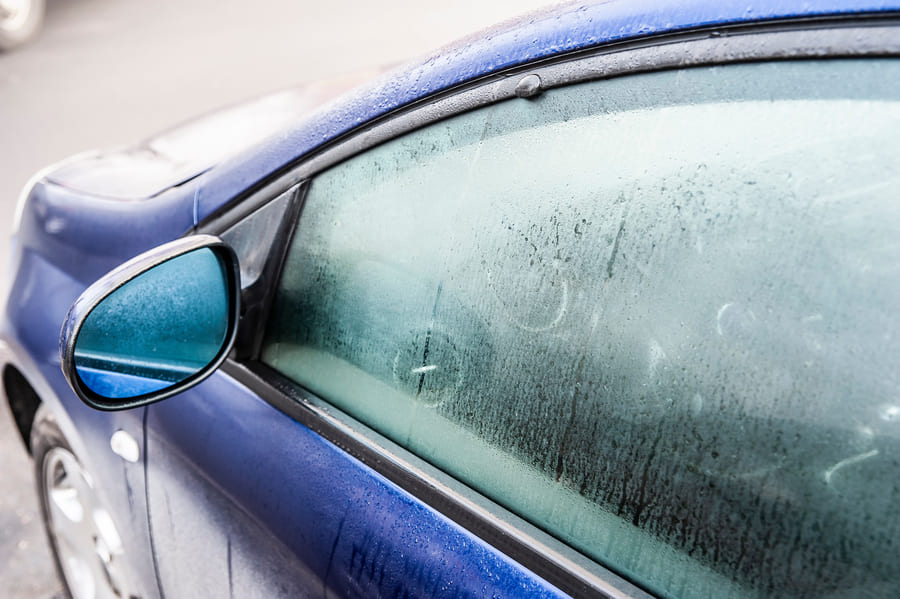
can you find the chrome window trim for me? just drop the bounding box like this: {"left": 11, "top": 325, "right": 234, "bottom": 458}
{"left": 201, "top": 18, "right": 900, "bottom": 599}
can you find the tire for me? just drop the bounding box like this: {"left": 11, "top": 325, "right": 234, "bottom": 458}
{"left": 32, "top": 405, "right": 139, "bottom": 599}
{"left": 0, "top": 0, "right": 44, "bottom": 51}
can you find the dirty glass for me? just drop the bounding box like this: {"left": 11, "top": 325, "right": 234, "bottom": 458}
{"left": 261, "top": 60, "right": 900, "bottom": 598}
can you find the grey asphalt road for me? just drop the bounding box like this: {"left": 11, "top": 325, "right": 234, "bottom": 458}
{"left": 0, "top": 0, "right": 552, "bottom": 596}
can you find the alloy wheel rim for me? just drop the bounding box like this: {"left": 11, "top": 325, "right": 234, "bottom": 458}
{"left": 43, "top": 446, "right": 134, "bottom": 599}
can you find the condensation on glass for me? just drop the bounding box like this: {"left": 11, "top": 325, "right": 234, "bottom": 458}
{"left": 262, "top": 60, "right": 900, "bottom": 597}
{"left": 75, "top": 248, "right": 230, "bottom": 398}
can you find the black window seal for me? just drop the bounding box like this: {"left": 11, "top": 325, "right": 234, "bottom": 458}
{"left": 199, "top": 16, "right": 900, "bottom": 599}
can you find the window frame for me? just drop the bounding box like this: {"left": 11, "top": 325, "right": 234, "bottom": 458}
{"left": 196, "top": 17, "right": 900, "bottom": 599}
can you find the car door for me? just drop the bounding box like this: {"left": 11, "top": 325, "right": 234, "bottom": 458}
{"left": 142, "top": 193, "right": 580, "bottom": 598}
{"left": 145, "top": 21, "right": 900, "bottom": 599}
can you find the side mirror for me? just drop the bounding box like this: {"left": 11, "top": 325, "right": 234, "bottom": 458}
{"left": 60, "top": 235, "right": 241, "bottom": 410}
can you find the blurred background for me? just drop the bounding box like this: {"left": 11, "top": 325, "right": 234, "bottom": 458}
{"left": 0, "top": 0, "right": 553, "bottom": 595}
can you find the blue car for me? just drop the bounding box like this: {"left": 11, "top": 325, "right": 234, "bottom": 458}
{"left": 3, "top": 1, "right": 900, "bottom": 597}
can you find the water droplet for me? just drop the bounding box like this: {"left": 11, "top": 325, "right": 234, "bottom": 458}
{"left": 690, "top": 392, "right": 704, "bottom": 416}
{"left": 880, "top": 404, "right": 900, "bottom": 422}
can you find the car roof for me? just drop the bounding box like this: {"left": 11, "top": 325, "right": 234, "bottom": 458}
{"left": 195, "top": 0, "right": 900, "bottom": 220}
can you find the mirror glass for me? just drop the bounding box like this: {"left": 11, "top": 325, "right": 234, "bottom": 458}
{"left": 74, "top": 247, "right": 231, "bottom": 399}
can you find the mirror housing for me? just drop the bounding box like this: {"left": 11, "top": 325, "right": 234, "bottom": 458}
{"left": 60, "top": 235, "right": 241, "bottom": 410}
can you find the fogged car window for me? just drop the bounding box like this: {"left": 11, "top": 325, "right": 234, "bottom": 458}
{"left": 262, "top": 60, "right": 900, "bottom": 598}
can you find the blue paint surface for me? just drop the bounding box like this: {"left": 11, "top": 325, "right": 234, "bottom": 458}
{"left": 2, "top": 2, "right": 899, "bottom": 597}
{"left": 147, "top": 374, "right": 569, "bottom": 597}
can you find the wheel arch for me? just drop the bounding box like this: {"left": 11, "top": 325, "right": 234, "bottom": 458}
{"left": 3, "top": 363, "right": 42, "bottom": 454}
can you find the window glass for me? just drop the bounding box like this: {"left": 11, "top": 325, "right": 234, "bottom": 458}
{"left": 261, "top": 59, "right": 900, "bottom": 598}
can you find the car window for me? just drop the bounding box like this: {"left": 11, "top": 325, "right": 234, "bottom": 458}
{"left": 260, "top": 59, "right": 900, "bottom": 598}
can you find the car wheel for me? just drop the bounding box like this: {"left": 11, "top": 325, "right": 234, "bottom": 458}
{"left": 31, "top": 405, "right": 138, "bottom": 599}
{"left": 0, "top": 0, "right": 44, "bottom": 51}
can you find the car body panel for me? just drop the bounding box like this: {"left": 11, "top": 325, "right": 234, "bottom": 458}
{"left": 2, "top": 1, "right": 900, "bottom": 598}
{"left": 1, "top": 245, "right": 161, "bottom": 597}
{"left": 145, "top": 374, "right": 569, "bottom": 598}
